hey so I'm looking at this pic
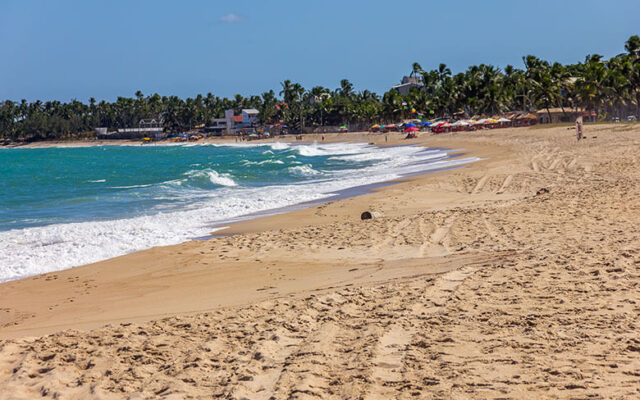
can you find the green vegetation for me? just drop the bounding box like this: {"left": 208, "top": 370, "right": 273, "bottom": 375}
{"left": 1, "top": 36, "right": 639, "bottom": 142}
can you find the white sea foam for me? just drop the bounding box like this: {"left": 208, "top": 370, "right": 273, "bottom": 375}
{"left": 296, "top": 144, "right": 328, "bottom": 157}
{"left": 330, "top": 148, "right": 446, "bottom": 163}
{"left": 111, "top": 183, "right": 155, "bottom": 189}
{"left": 242, "top": 159, "right": 285, "bottom": 166}
{"left": 0, "top": 185, "right": 329, "bottom": 282}
{"left": 288, "top": 164, "right": 321, "bottom": 176}
{"left": 0, "top": 143, "right": 480, "bottom": 282}
{"left": 269, "top": 142, "right": 290, "bottom": 150}
{"left": 88, "top": 179, "right": 106, "bottom": 183}
{"left": 184, "top": 169, "right": 237, "bottom": 187}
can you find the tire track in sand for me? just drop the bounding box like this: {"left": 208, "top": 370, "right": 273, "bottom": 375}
{"left": 364, "top": 266, "right": 477, "bottom": 399}
{"left": 421, "top": 214, "right": 457, "bottom": 257}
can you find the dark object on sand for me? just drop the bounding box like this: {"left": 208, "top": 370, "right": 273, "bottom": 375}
{"left": 536, "top": 187, "right": 549, "bottom": 196}
{"left": 361, "top": 211, "right": 382, "bottom": 220}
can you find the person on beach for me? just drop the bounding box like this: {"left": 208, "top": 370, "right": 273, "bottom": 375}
{"left": 576, "top": 116, "right": 583, "bottom": 140}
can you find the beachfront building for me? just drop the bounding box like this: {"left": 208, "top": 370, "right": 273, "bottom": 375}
{"left": 241, "top": 109, "right": 259, "bottom": 126}
{"left": 391, "top": 76, "right": 422, "bottom": 96}
{"left": 97, "top": 118, "right": 165, "bottom": 139}
{"left": 536, "top": 107, "right": 596, "bottom": 124}
{"left": 205, "top": 109, "right": 260, "bottom": 136}
{"left": 503, "top": 111, "right": 538, "bottom": 127}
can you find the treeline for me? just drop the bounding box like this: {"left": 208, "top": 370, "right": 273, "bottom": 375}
{"left": 1, "top": 36, "right": 639, "bottom": 142}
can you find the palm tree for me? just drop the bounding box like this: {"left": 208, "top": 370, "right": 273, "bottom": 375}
{"left": 338, "top": 79, "right": 354, "bottom": 98}
{"left": 574, "top": 55, "right": 608, "bottom": 114}
{"left": 625, "top": 35, "right": 640, "bottom": 58}
{"left": 523, "top": 55, "right": 561, "bottom": 121}
{"left": 410, "top": 62, "right": 424, "bottom": 78}
{"left": 259, "top": 90, "right": 278, "bottom": 124}
{"left": 437, "top": 63, "right": 452, "bottom": 82}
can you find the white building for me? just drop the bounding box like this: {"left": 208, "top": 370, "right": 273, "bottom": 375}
{"left": 206, "top": 109, "right": 259, "bottom": 135}
{"left": 241, "top": 109, "right": 259, "bottom": 125}
{"left": 100, "top": 118, "right": 165, "bottom": 139}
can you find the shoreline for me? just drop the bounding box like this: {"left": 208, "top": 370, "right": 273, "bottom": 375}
{"left": 202, "top": 153, "right": 473, "bottom": 240}
{"left": 0, "top": 134, "right": 476, "bottom": 284}
{"left": 0, "top": 131, "right": 497, "bottom": 338}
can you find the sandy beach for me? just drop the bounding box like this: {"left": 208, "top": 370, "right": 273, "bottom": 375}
{"left": 1, "top": 124, "right": 640, "bottom": 399}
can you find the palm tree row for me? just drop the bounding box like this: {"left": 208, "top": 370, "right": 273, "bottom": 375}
{"left": 1, "top": 35, "right": 638, "bottom": 142}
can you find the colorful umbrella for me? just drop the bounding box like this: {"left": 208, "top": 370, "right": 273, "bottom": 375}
{"left": 404, "top": 126, "right": 420, "bottom": 132}
{"left": 405, "top": 122, "right": 417, "bottom": 128}
{"left": 433, "top": 121, "right": 450, "bottom": 128}
{"left": 371, "top": 124, "right": 381, "bottom": 128}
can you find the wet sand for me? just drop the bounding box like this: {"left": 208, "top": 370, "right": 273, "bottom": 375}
{"left": 1, "top": 124, "right": 640, "bottom": 399}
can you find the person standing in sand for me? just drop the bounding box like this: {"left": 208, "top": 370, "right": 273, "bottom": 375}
{"left": 576, "top": 116, "right": 583, "bottom": 140}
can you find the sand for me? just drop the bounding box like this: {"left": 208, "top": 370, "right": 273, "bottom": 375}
{"left": 1, "top": 124, "right": 640, "bottom": 399}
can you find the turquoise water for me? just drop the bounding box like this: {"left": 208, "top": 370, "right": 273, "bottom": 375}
{"left": 0, "top": 143, "right": 378, "bottom": 231}
{"left": 0, "top": 142, "right": 478, "bottom": 281}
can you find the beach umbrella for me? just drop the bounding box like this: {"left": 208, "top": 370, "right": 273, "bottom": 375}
{"left": 420, "top": 121, "right": 432, "bottom": 126}
{"left": 405, "top": 122, "right": 417, "bottom": 128}
{"left": 404, "top": 126, "right": 419, "bottom": 132}
{"left": 371, "top": 124, "right": 381, "bottom": 128}
{"left": 498, "top": 117, "right": 511, "bottom": 122}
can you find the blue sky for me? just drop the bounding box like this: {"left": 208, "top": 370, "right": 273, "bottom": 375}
{"left": 1, "top": 0, "right": 638, "bottom": 102}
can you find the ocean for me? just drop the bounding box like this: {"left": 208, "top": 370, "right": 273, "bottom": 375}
{"left": 0, "top": 142, "right": 478, "bottom": 282}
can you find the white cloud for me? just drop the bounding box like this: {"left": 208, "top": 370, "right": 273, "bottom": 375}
{"left": 219, "top": 13, "right": 243, "bottom": 23}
